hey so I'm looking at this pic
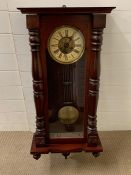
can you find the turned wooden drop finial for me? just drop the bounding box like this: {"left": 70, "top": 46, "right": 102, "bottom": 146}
{"left": 62, "top": 153, "right": 70, "bottom": 159}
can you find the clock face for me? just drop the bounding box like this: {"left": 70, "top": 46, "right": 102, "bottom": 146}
{"left": 47, "top": 25, "right": 85, "bottom": 64}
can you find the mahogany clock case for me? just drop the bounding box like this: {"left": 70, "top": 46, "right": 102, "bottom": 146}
{"left": 18, "top": 7, "right": 115, "bottom": 159}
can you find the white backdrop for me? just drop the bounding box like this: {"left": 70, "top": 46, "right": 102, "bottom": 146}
{"left": 0, "top": 0, "right": 131, "bottom": 131}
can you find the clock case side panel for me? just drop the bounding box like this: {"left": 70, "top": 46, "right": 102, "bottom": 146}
{"left": 39, "top": 15, "right": 91, "bottom": 144}
{"left": 26, "top": 15, "right": 49, "bottom": 148}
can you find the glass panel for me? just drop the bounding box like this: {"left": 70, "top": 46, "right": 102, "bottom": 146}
{"left": 47, "top": 55, "right": 86, "bottom": 138}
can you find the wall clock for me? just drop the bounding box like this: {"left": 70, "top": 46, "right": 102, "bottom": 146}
{"left": 18, "top": 6, "right": 115, "bottom": 160}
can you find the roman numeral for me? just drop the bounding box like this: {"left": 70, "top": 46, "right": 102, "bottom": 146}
{"left": 54, "top": 49, "right": 60, "bottom": 54}
{"left": 59, "top": 52, "right": 63, "bottom": 58}
{"left": 73, "top": 49, "right": 79, "bottom": 54}
{"left": 75, "top": 44, "right": 82, "bottom": 47}
{"left": 71, "top": 31, "right": 76, "bottom": 38}
{"left": 58, "top": 31, "right": 63, "bottom": 38}
{"left": 71, "top": 54, "right": 74, "bottom": 58}
{"left": 53, "top": 38, "right": 59, "bottom": 41}
{"left": 65, "top": 30, "right": 68, "bottom": 37}
{"left": 64, "top": 54, "right": 68, "bottom": 60}
{"left": 51, "top": 44, "right": 58, "bottom": 47}
{"left": 74, "top": 37, "right": 80, "bottom": 42}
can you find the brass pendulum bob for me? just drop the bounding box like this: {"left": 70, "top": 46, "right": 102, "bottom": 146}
{"left": 58, "top": 106, "right": 79, "bottom": 131}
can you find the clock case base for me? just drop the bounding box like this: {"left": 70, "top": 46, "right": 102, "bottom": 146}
{"left": 30, "top": 134, "right": 103, "bottom": 159}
